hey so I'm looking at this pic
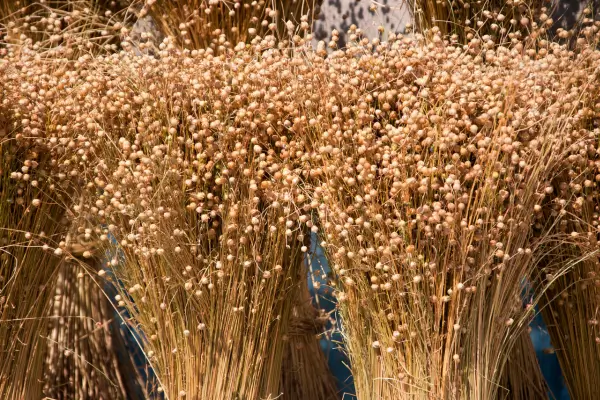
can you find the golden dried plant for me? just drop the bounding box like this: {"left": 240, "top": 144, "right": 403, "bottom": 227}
{"left": 1, "top": 11, "right": 600, "bottom": 400}
{"left": 140, "top": 0, "right": 323, "bottom": 50}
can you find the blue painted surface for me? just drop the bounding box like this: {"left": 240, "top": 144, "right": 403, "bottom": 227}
{"left": 529, "top": 309, "right": 570, "bottom": 400}
{"left": 306, "top": 233, "right": 356, "bottom": 398}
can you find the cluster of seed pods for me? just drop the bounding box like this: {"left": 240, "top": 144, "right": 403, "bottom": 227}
{"left": 1, "top": 11, "right": 600, "bottom": 399}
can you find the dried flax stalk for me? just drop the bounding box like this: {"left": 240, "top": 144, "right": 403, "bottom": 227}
{"left": 143, "top": 0, "right": 324, "bottom": 51}
{"left": 498, "top": 329, "right": 547, "bottom": 400}
{"left": 537, "top": 258, "right": 600, "bottom": 400}
{"left": 281, "top": 265, "right": 339, "bottom": 400}
{"left": 43, "top": 254, "right": 143, "bottom": 400}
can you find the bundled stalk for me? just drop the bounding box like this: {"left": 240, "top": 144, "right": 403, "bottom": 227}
{"left": 141, "top": 0, "right": 323, "bottom": 51}
{"left": 408, "top": 0, "right": 549, "bottom": 43}
{"left": 498, "top": 329, "right": 547, "bottom": 400}
{"left": 0, "top": 130, "right": 70, "bottom": 398}
{"left": 0, "top": 0, "right": 136, "bottom": 56}
{"left": 43, "top": 251, "right": 144, "bottom": 399}
{"left": 532, "top": 125, "right": 600, "bottom": 399}
{"left": 0, "top": 5, "right": 142, "bottom": 398}
{"left": 537, "top": 256, "right": 600, "bottom": 399}
{"left": 124, "top": 3, "right": 335, "bottom": 397}
{"left": 307, "top": 24, "right": 600, "bottom": 399}
{"left": 281, "top": 262, "right": 339, "bottom": 400}
{"left": 0, "top": 66, "right": 142, "bottom": 400}
{"left": 0, "top": 31, "right": 335, "bottom": 398}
